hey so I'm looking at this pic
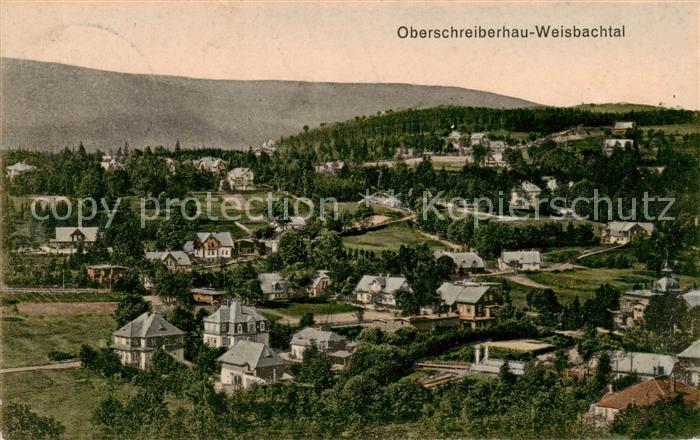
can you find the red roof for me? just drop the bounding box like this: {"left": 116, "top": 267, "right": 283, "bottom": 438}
{"left": 596, "top": 377, "right": 699, "bottom": 410}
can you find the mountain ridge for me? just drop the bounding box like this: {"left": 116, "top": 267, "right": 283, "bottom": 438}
{"left": 1, "top": 57, "right": 537, "bottom": 151}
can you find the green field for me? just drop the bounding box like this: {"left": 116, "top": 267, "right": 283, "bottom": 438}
{"left": 526, "top": 267, "right": 685, "bottom": 300}
{"left": 0, "top": 291, "right": 123, "bottom": 306}
{"left": 574, "top": 103, "right": 662, "bottom": 113}
{"left": 1, "top": 369, "right": 137, "bottom": 438}
{"left": 343, "top": 222, "right": 447, "bottom": 252}
{"left": 1, "top": 312, "right": 115, "bottom": 368}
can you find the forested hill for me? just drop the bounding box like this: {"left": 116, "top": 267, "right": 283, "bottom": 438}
{"left": 0, "top": 58, "right": 536, "bottom": 151}
{"left": 277, "top": 106, "right": 696, "bottom": 162}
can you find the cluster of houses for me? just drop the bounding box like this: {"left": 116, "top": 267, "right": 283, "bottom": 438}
{"left": 112, "top": 299, "right": 356, "bottom": 392}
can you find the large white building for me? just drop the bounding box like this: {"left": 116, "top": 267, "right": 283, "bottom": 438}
{"left": 217, "top": 341, "right": 291, "bottom": 391}
{"left": 354, "top": 275, "right": 411, "bottom": 308}
{"left": 203, "top": 301, "right": 270, "bottom": 348}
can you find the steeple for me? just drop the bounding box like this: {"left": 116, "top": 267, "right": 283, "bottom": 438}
{"left": 654, "top": 261, "right": 681, "bottom": 294}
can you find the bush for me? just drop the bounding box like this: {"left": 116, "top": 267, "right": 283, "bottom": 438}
{"left": 0, "top": 403, "right": 65, "bottom": 440}
{"left": 47, "top": 350, "right": 75, "bottom": 361}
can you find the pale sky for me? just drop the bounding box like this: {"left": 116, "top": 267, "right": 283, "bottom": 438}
{"left": 2, "top": 1, "right": 698, "bottom": 109}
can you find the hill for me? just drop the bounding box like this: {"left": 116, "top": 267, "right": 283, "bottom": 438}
{"left": 0, "top": 58, "right": 537, "bottom": 151}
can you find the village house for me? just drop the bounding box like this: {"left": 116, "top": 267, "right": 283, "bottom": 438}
{"left": 601, "top": 221, "right": 654, "bottom": 245}
{"left": 194, "top": 156, "right": 227, "bottom": 174}
{"left": 599, "top": 350, "right": 680, "bottom": 381}
{"left": 49, "top": 227, "right": 100, "bottom": 249}
{"left": 308, "top": 270, "right": 332, "bottom": 297}
{"left": 191, "top": 288, "right": 226, "bottom": 305}
{"left": 217, "top": 340, "right": 291, "bottom": 391}
{"left": 252, "top": 140, "right": 277, "bottom": 157}
{"left": 6, "top": 161, "right": 36, "bottom": 179}
{"left": 498, "top": 250, "right": 542, "bottom": 272}
{"left": 677, "top": 339, "right": 700, "bottom": 387}
{"left": 100, "top": 158, "right": 124, "bottom": 171}
{"left": 587, "top": 377, "right": 698, "bottom": 427}
{"left": 225, "top": 167, "right": 255, "bottom": 190}
{"left": 111, "top": 312, "right": 185, "bottom": 370}
{"left": 164, "top": 158, "right": 177, "bottom": 175}
{"left": 437, "top": 281, "right": 502, "bottom": 329}
{"left": 364, "top": 192, "right": 403, "bottom": 210}
{"left": 203, "top": 301, "right": 270, "bottom": 348}
{"left": 275, "top": 216, "right": 307, "bottom": 232}
{"left": 509, "top": 182, "right": 542, "bottom": 209}
{"left": 86, "top": 264, "right": 128, "bottom": 288}
{"left": 434, "top": 251, "right": 485, "bottom": 275}
{"left": 234, "top": 238, "right": 264, "bottom": 258}
{"left": 612, "top": 121, "right": 635, "bottom": 135}
{"left": 483, "top": 148, "right": 508, "bottom": 168}
{"left": 470, "top": 132, "right": 488, "bottom": 146}
{"left": 354, "top": 275, "right": 411, "bottom": 309}
{"left": 184, "top": 232, "right": 235, "bottom": 261}
{"left": 258, "top": 272, "right": 290, "bottom": 300}
{"left": 682, "top": 289, "right": 700, "bottom": 309}
{"left": 314, "top": 161, "right": 345, "bottom": 175}
{"left": 612, "top": 264, "right": 682, "bottom": 328}
{"left": 289, "top": 327, "right": 347, "bottom": 360}
{"left": 602, "top": 139, "right": 634, "bottom": 156}
{"left": 145, "top": 251, "right": 192, "bottom": 271}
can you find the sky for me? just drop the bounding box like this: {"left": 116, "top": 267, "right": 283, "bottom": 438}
{"left": 1, "top": 1, "right": 698, "bottom": 109}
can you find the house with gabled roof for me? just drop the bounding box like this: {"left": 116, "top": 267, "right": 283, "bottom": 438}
{"left": 470, "top": 132, "right": 488, "bottom": 146}
{"left": 203, "top": 300, "right": 270, "bottom": 348}
{"left": 437, "top": 281, "right": 502, "bottom": 329}
{"left": 194, "top": 156, "right": 226, "bottom": 174}
{"left": 587, "top": 377, "right": 698, "bottom": 427}
{"left": 613, "top": 121, "right": 635, "bottom": 134}
{"left": 289, "top": 327, "right": 347, "bottom": 360}
{"left": 112, "top": 312, "right": 185, "bottom": 370}
{"left": 612, "top": 264, "right": 681, "bottom": 329}
{"left": 145, "top": 251, "right": 192, "bottom": 271}
{"left": 434, "top": 251, "right": 485, "bottom": 275}
{"left": 354, "top": 275, "right": 411, "bottom": 309}
{"left": 86, "top": 264, "right": 128, "bottom": 288}
{"left": 184, "top": 232, "right": 235, "bottom": 261}
{"left": 308, "top": 270, "right": 332, "bottom": 297}
{"left": 217, "top": 340, "right": 291, "bottom": 391}
{"left": 225, "top": 167, "right": 255, "bottom": 190}
{"left": 677, "top": 339, "right": 700, "bottom": 387}
{"left": 498, "top": 250, "right": 542, "bottom": 272}
{"left": 601, "top": 221, "right": 654, "bottom": 245}
{"left": 258, "top": 272, "right": 290, "bottom": 300}
{"left": 6, "top": 161, "right": 36, "bottom": 179}
{"left": 601, "top": 350, "right": 680, "bottom": 381}
{"left": 191, "top": 288, "right": 226, "bottom": 305}
{"left": 49, "top": 227, "right": 100, "bottom": 249}
{"left": 510, "top": 182, "right": 542, "bottom": 209}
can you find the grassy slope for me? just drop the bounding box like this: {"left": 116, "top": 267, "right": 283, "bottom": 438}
{"left": 1, "top": 311, "right": 115, "bottom": 367}
{"left": 343, "top": 222, "right": 447, "bottom": 252}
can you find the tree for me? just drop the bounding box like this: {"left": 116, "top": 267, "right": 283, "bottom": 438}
{"left": 295, "top": 344, "right": 334, "bottom": 392}
{"left": 155, "top": 214, "right": 191, "bottom": 250}
{"left": 113, "top": 293, "right": 151, "bottom": 327}
{"left": 0, "top": 403, "right": 65, "bottom": 440}
{"left": 155, "top": 270, "right": 194, "bottom": 308}
{"left": 225, "top": 263, "right": 263, "bottom": 303}
{"left": 299, "top": 313, "right": 315, "bottom": 328}
{"left": 593, "top": 351, "right": 612, "bottom": 392}
{"left": 644, "top": 294, "right": 688, "bottom": 334}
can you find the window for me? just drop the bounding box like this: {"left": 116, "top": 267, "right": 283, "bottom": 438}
{"left": 259, "top": 322, "right": 265, "bottom": 331}
{"left": 237, "top": 324, "right": 243, "bottom": 333}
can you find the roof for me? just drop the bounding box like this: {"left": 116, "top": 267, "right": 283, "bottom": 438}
{"left": 471, "top": 133, "right": 487, "bottom": 140}
{"left": 113, "top": 312, "right": 184, "bottom": 338}
{"left": 196, "top": 156, "right": 225, "bottom": 171}
{"left": 191, "top": 288, "right": 226, "bottom": 297}
{"left": 6, "top": 162, "right": 36, "bottom": 172}
{"left": 52, "top": 227, "right": 99, "bottom": 242}
{"left": 678, "top": 340, "right": 700, "bottom": 360}
{"left": 291, "top": 327, "right": 346, "bottom": 347}
{"left": 605, "top": 222, "right": 654, "bottom": 236}
{"left": 470, "top": 358, "right": 528, "bottom": 375}
{"left": 258, "top": 272, "right": 287, "bottom": 293}
{"left": 595, "top": 377, "right": 698, "bottom": 410}
{"left": 434, "top": 251, "right": 484, "bottom": 269}
{"left": 614, "top": 121, "right": 635, "bottom": 130}
{"left": 217, "top": 340, "right": 287, "bottom": 369}
{"left": 438, "top": 281, "right": 493, "bottom": 305}
{"left": 521, "top": 181, "right": 541, "bottom": 193}
{"left": 145, "top": 251, "right": 192, "bottom": 266}
{"left": 311, "top": 270, "right": 331, "bottom": 288}
{"left": 193, "top": 232, "right": 235, "bottom": 247}
{"left": 500, "top": 251, "right": 541, "bottom": 265}
{"left": 228, "top": 167, "right": 253, "bottom": 178}
{"left": 608, "top": 350, "right": 678, "bottom": 376}
{"left": 354, "top": 275, "right": 410, "bottom": 294}
{"left": 86, "top": 264, "right": 127, "bottom": 270}
{"left": 204, "top": 301, "right": 267, "bottom": 325}
{"left": 683, "top": 290, "right": 700, "bottom": 308}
